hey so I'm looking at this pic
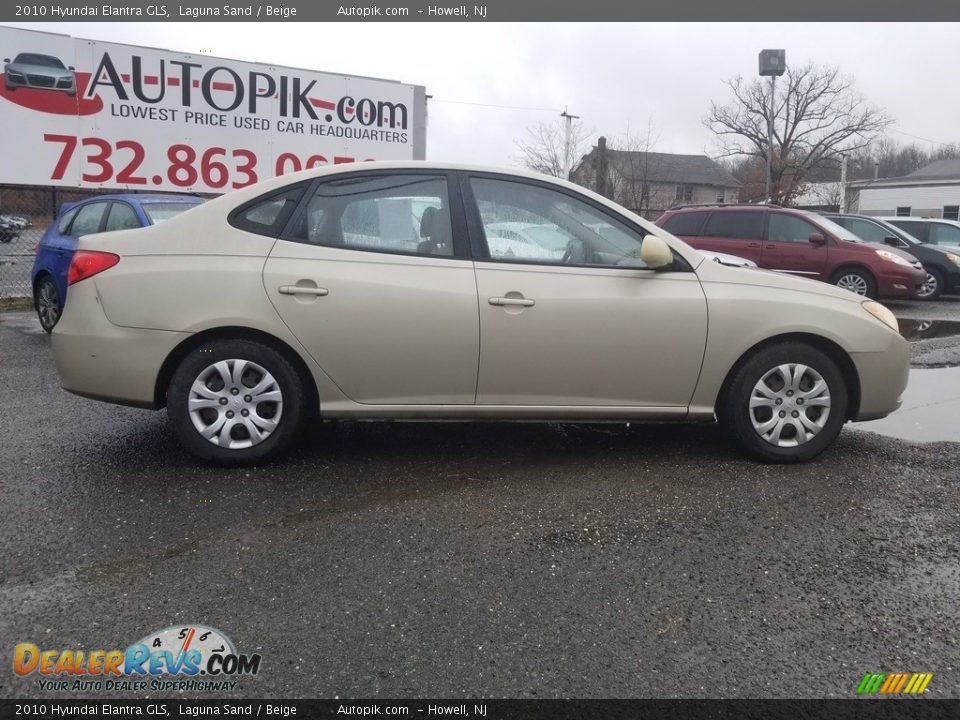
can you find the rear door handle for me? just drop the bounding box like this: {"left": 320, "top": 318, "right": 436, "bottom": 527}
{"left": 489, "top": 296, "right": 535, "bottom": 307}
{"left": 279, "top": 285, "right": 329, "bottom": 296}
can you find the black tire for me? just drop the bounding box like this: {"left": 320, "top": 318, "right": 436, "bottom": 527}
{"left": 830, "top": 267, "right": 877, "bottom": 299}
{"left": 918, "top": 266, "right": 944, "bottom": 301}
{"left": 718, "top": 342, "right": 848, "bottom": 463}
{"left": 167, "top": 339, "right": 306, "bottom": 466}
{"left": 34, "top": 275, "right": 62, "bottom": 333}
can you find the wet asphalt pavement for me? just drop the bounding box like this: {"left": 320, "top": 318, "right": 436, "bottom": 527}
{"left": 1, "top": 301, "right": 959, "bottom": 700}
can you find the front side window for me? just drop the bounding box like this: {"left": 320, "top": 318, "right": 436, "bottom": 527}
{"left": 703, "top": 211, "right": 764, "bottom": 240}
{"left": 845, "top": 218, "right": 888, "bottom": 244}
{"left": 470, "top": 177, "right": 653, "bottom": 267}
{"left": 68, "top": 202, "right": 108, "bottom": 237}
{"left": 289, "top": 175, "right": 452, "bottom": 257}
{"left": 767, "top": 213, "right": 819, "bottom": 244}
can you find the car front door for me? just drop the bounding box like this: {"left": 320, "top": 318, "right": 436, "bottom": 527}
{"left": 262, "top": 172, "right": 479, "bottom": 406}
{"left": 465, "top": 174, "right": 707, "bottom": 408}
{"left": 762, "top": 212, "right": 831, "bottom": 280}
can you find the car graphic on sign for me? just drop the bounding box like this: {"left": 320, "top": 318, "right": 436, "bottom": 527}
{"left": 3, "top": 52, "right": 76, "bottom": 95}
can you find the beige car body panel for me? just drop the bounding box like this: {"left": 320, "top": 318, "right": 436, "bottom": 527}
{"left": 51, "top": 161, "right": 910, "bottom": 425}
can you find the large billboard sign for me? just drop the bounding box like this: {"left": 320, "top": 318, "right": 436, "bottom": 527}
{"left": 0, "top": 27, "right": 426, "bottom": 193}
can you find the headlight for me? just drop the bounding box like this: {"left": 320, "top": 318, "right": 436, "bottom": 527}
{"left": 862, "top": 301, "right": 899, "bottom": 333}
{"left": 945, "top": 253, "right": 960, "bottom": 268}
{"left": 874, "top": 249, "right": 912, "bottom": 266}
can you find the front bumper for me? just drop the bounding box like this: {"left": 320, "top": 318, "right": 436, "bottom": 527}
{"left": 850, "top": 333, "right": 910, "bottom": 421}
{"left": 875, "top": 265, "right": 927, "bottom": 299}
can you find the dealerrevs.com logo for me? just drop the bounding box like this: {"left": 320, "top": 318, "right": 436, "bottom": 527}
{"left": 13, "top": 625, "right": 261, "bottom": 693}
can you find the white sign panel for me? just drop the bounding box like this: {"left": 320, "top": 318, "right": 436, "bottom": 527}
{"left": 0, "top": 27, "right": 425, "bottom": 193}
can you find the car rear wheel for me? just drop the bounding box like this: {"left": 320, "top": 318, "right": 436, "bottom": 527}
{"left": 719, "top": 342, "right": 848, "bottom": 463}
{"left": 917, "top": 267, "right": 944, "bottom": 300}
{"left": 35, "top": 276, "right": 61, "bottom": 333}
{"left": 167, "top": 340, "right": 306, "bottom": 466}
{"left": 830, "top": 268, "right": 876, "bottom": 299}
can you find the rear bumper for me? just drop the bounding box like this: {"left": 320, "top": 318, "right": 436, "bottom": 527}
{"left": 875, "top": 266, "right": 926, "bottom": 299}
{"left": 850, "top": 334, "right": 910, "bottom": 421}
{"left": 52, "top": 280, "right": 187, "bottom": 409}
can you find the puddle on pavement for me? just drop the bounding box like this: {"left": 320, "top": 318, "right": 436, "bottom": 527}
{"left": 855, "top": 366, "right": 960, "bottom": 443}
{"left": 897, "top": 318, "right": 960, "bottom": 341}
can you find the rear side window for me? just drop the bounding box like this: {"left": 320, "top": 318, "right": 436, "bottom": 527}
{"left": 56, "top": 206, "right": 80, "bottom": 234}
{"left": 703, "top": 211, "right": 764, "bottom": 240}
{"left": 662, "top": 211, "right": 708, "bottom": 236}
{"left": 104, "top": 203, "right": 141, "bottom": 232}
{"left": 229, "top": 185, "right": 306, "bottom": 237}
{"left": 68, "top": 202, "right": 108, "bottom": 237}
{"left": 929, "top": 223, "right": 960, "bottom": 246}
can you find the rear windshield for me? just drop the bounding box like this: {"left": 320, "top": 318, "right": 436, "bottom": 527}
{"left": 142, "top": 201, "right": 202, "bottom": 224}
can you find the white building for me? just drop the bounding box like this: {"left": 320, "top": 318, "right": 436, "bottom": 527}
{"left": 848, "top": 159, "right": 960, "bottom": 220}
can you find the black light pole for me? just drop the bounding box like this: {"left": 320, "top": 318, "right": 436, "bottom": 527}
{"left": 759, "top": 49, "right": 786, "bottom": 203}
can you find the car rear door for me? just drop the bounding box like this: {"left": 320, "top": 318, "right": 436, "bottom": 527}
{"left": 465, "top": 173, "right": 707, "bottom": 409}
{"left": 761, "top": 212, "right": 831, "bottom": 280}
{"left": 262, "top": 172, "right": 480, "bottom": 406}
{"left": 698, "top": 210, "right": 765, "bottom": 264}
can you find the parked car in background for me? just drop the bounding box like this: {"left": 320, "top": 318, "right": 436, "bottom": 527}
{"left": 31, "top": 194, "right": 203, "bottom": 332}
{"left": 877, "top": 216, "right": 960, "bottom": 249}
{"left": 0, "top": 213, "right": 30, "bottom": 243}
{"left": 3, "top": 52, "right": 76, "bottom": 94}
{"left": 657, "top": 204, "right": 926, "bottom": 299}
{"left": 824, "top": 213, "right": 960, "bottom": 300}
{"left": 51, "top": 163, "right": 909, "bottom": 466}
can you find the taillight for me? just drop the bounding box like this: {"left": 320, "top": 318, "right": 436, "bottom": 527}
{"left": 68, "top": 250, "right": 120, "bottom": 285}
{"left": 32, "top": 243, "right": 39, "bottom": 254}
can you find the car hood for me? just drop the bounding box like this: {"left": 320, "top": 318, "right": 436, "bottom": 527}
{"left": 862, "top": 240, "right": 920, "bottom": 263}
{"left": 694, "top": 258, "right": 866, "bottom": 304}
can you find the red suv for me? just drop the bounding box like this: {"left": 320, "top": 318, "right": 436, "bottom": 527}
{"left": 656, "top": 205, "right": 926, "bottom": 299}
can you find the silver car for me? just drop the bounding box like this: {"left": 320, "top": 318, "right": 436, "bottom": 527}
{"left": 4, "top": 53, "right": 76, "bottom": 95}
{"left": 51, "top": 162, "right": 909, "bottom": 465}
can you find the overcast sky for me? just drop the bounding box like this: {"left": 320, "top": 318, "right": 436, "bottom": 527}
{"left": 12, "top": 21, "right": 960, "bottom": 167}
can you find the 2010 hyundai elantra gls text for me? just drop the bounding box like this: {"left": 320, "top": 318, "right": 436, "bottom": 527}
{"left": 51, "top": 162, "right": 909, "bottom": 465}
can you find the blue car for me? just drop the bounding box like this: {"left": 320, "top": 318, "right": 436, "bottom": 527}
{"left": 31, "top": 194, "right": 203, "bottom": 332}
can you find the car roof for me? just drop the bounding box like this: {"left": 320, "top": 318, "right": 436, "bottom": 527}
{"left": 876, "top": 216, "right": 960, "bottom": 226}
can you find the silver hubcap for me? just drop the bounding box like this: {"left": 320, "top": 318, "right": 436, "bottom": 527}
{"left": 188, "top": 359, "right": 283, "bottom": 449}
{"left": 918, "top": 272, "right": 938, "bottom": 298}
{"left": 749, "top": 363, "right": 831, "bottom": 447}
{"left": 38, "top": 281, "right": 59, "bottom": 328}
{"left": 836, "top": 273, "right": 868, "bottom": 295}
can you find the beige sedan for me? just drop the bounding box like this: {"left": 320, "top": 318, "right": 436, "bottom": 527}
{"left": 52, "top": 162, "right": 909, "bottom": 465}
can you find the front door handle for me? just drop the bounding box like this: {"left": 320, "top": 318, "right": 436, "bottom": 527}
{"left": 279, "top": 285, "right": 329, "bottom": 296}
{"left": 489, "top": 296, "right": 535, "bottom": 307}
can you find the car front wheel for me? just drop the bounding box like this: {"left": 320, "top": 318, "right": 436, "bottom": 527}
{"left": 719, "top": 342, "right": 848, "bottom": 463}
{"left": 918, "top": 267, "right": 944, "bottom": 300}
{"left": 831, "top": 267, "right": 876, "bottom": 298}
{"left": 35, "top": 276, "right": 62, "bottom": 333}
{"left": 167, "top": 340, "right": 306, "bottom": 465}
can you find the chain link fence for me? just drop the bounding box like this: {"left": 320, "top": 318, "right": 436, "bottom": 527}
{"left": 0, "top": 185, "right": 117, "bottom": 300}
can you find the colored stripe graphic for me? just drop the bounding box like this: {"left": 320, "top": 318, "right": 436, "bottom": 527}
{"left": 857, "top": 672, "right": 932, "bottom": 695}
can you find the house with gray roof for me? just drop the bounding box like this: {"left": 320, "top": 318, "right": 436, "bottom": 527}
{"left": 848, "top": 159, "right": 960, "bottom": 220}
{"left": 570, "top": 137, "right": 741, "bottom": 219}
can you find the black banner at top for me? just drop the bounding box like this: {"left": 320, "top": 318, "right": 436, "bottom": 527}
{"left": 2, "top": 700, "right": 960, "bottom": 720}
{"left": 2, "top": 0, "right": 960, "bottom": 22}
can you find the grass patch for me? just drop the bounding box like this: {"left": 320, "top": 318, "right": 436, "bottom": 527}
{"left": 0, "top": 297, "right": 32, "bottom": 312}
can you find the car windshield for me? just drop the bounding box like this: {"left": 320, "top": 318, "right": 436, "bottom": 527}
{"left": 143, "top": 201, "right": 202, "bottom": 224}
{"left": 813, "top": 215, "right": 866, "bottom": 243}
{"left": 14, "top": 53, "right": 65, "bottom": 68}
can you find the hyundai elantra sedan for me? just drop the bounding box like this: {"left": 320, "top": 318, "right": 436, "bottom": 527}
{"left": 52, "top": 162, "right": 909, "bottom": 465}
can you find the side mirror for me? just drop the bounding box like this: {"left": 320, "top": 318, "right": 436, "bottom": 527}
{"left": 68, "top": 65, "right": 75, "bottom": 71}
{"left": 3, "top": 59, "right": 9, "bottom": 64}
{"left": 808, "top": 233, "right": 826, "bottom": 245}
{"left": 884, "top": 235, "right": 899, "bottom": 247}
{"left": 640, "top": 234, "right": 673, "bottom": 269}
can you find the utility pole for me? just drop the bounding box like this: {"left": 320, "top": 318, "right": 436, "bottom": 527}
{"left": 839, "top": 154, "right": 847, "bottom": 213}
{"left": 759, "top": 49, "right": 785, "bottom": 203}
{"left": 560, "top": 107, "right": 580, "bottom": 181}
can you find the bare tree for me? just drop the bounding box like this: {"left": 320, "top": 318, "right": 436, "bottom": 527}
{"left": 705, "top": 62, "right": 891, "bottom": 204}
{"left": 606, "top": 123, "right": 663, "bottom": 217}
{"left": 514, "top": 118, "right": 591, "bottom": 178}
